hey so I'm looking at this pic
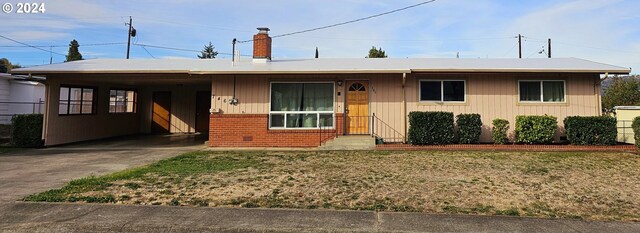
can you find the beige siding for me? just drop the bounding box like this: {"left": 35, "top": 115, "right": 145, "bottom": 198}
{"left": 369, "top": 74, "right": 405, "bottom": 141}
{"left": 211, "top": 74, "right": 346, "bottom": 114}
{"left": 211, "top": 73, "right": 601, "bottom": 143}
{"left": 138, "top": 84, "right": 210, "bottom": 134}
{"left": 43, "top": 76, "right": 141, "bottom": 146}
{"left": 405, "top": 73, "right": 601, "bottom": 142}
{"left": 43, "top": 75, "right": 209, "bottom": 146}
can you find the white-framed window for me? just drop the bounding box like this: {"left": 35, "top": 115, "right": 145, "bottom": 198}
{"left": 419, "top": 80, "right": 466, "bottom": 102}
{"left": 518, "top": 80, "right": 566, "bottom": 103}
{"left": 59, "top": 86, "right": 96, "bottom": 115}
{"left": 269, "top": 82, "right": 335, "bottom": 129}
{"left": 109, "top": 89, "right": 137, "bottom": 113}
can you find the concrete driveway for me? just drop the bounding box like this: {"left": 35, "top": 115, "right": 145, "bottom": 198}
{"left": 0, "top": 134, "right": 206, "bottom": 202}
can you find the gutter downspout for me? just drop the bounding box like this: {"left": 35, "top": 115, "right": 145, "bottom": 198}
{"left": 402, "top": 73, "right": 407, "bottom": 143}
{"left": 41, "top": 73, "right": 49, "bottom": 145}
{"left": 597, "top": 72, "right": 608, "bottom": 114}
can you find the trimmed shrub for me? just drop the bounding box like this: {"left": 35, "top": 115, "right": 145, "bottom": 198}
{"left": 456, "top": 113, "right": 482, "bottom": 144}
{"left": 633, "top": 116, "right": 640, "bottom": 150}
{"left": 492, "top": 118, "right": 510, "bottom": 144}
{"left": 408, "top": 111, "right": 454, "bottom": 145}
{"left": 564, "top": 116, "right": 617, "bottom": 145}
{"left": 515, "top": 115, "right": 557, "bottom": 144}
{"left": 11, "top": 114, "right": 43, "bottom": 147}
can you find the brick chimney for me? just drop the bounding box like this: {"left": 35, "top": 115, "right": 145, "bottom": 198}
{"left": 253, "top": 27, "right": 271, "bottom": 62}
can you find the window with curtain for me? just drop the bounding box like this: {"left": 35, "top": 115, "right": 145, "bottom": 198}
{"left": 59, "top": 86, "right": 96, "bottom": 115}
{"left": 109, "top": 89, "right": 137, "bottom": 113}
{"left": 419, "top": 80, "right": 465, "bottom": 102}
{"left": 270, "top": 82, "right": 334, "bottom": 129}
{"left": 519, "top": 81, "right": 565, "bottom": 102}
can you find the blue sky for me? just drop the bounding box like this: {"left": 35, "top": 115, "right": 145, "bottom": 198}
{"left": 1, "top": 0, "right": 639, "bottom": 73}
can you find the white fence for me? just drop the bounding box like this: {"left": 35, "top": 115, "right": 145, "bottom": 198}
{"left": 0, "top": 100, "right": 45, "bottom": 124}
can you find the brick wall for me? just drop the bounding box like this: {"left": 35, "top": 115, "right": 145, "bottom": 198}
{"left": 209, "top": 114, "right": 344, "bottom": 147}
{"left": 252, "top": 34, "right": 272, "bottom": 59}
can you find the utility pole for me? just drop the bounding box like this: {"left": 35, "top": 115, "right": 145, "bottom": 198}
{"left": 518, "top": 34, "right": 522, "bottom": 59}
{"left": 126, "top": 16, "right": 132, "bottom": 59}
{"left": 49, "top": 46, "right": 52, "bottom": 64}
{"left": 547, "top": 38, "right": 551, "bottom": 58}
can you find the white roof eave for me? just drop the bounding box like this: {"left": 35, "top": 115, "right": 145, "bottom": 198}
{"left": 187, "top": 69, "right": 411, "bottom": 75}
{"left": 9, "top": 58, "right": 632, "bottom": 75}
{"left": 410, "top": 68, "right": 631, "bottom": 74}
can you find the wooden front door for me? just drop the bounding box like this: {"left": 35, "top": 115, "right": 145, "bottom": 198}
{"left": 346, "top": 81, "right": 369, "bottom": 134}
{"left": 152, "top": 91, "right": 171, "bottom": 133}
{"left": 195, "top": 91, "right": 211, "bottom": 133}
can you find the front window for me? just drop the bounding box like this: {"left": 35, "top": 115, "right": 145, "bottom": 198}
{"left": 109, "top": 89, "right": 137, "bottom": 113}
{"left": 59, "top": 86, "right": 96, "bottom": 115}
{"left": 519, "top": 81, "right": 565, "bottom": 102}
{"left": 270, "top": 82, "right": 334, "bottom": 129}
{"left": 419, "top": 80, "right": 465, "bottom": 102}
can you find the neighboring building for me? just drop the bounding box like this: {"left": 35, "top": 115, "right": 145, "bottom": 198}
{"left": 12, "top": 28, "right": 631, "bottom": 147}
{"left": 0, "top": 73, "right": 45, "bottom": 124}
{"left": 614, "top": 106, "right": 640, "bottom": 144}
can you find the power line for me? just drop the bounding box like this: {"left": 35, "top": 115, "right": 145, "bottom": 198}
{"left": 0, "top": 42, "right": 126, "bottom": 48}
{"left": 526, "top": 45, "right": 545, "bottom": 58}
{"left": 141, "top": 46, "right": 156, "bottom": 59}
{"left": 553, "top": 41, "right": 637, "bottom": 54}
{"left": 267, "top": 35, "right": 514, "bottom": 42}
{"left": 523, "top": 35, "right": 636, "bottom": 54}
{"left": 0, "top": 34, "right": 66, "bottom": 56}
{"left": 501, "top": 42, "right": 518, "bottom": 57}
{"left": 133, "top": 43, "right": 199, "bottom": 52}
{"left": 132, "top": 43, "right": 249, "bottom": 57}
{"left": 8, "top": 16, "right": 129, "bottom": 21}
{"left": 135, "top": 17, "right": 252, "bottom": 33}
{"left": 238, "top": 0, "right": 437, "bottom": 43}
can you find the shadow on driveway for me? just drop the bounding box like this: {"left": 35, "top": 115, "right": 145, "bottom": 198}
{"left": 0, "top": 134, "right": 206, "bottom": 202}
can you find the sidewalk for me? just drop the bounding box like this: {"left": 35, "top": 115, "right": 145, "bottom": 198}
{"left": 2, "top": 202, "right": 640, "bottom": 233}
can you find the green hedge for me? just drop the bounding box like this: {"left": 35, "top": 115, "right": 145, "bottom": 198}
{"left": 456, "top": 113, "right": 482, "bottom": 144}
{"left": 492, "top": 118, "right": 510, "bottom": 144}
{"left": 408, "top": 111, "right": 454, "bottom": 145}
{"left": 515, "top": 115, "right": 557, "bottom": 144}
{"left": 11, "top": 114, "right": 43, "bottom": 147}
{"left": 564, "top": 116, "right": 617, "bottom": 145}
{"left": 633, "top": 116, "right": 640, "bottom": 150}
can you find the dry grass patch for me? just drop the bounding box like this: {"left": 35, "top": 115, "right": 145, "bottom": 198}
{"left": 25, "top": 150, "right": 640, "bottom": 221}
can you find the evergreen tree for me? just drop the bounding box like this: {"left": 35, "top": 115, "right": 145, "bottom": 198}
{"left": 66, "top": 39, "right": 83, "bottom": 62}
{"left": 198, "top": 42, "right": 218, "bottom": 59}
{"left": 0, "top": 58, "right": 11, "bottom": 73}
{"left": 602, "top": 75, "right": 640, "bottom": 113}
{"left": 366, "top": 46, "right": 387, "bottom": 58}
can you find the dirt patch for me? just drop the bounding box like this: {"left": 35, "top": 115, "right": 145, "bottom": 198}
{"left": 29, "top": 150, "right": 640, "bottom": 221}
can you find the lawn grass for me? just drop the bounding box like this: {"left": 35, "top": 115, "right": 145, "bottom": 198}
{"left": 24, "top": 150, "right": 640, "bottom": 221}
{"left": 24, "top": 151, "right": 261, "bottom": 203}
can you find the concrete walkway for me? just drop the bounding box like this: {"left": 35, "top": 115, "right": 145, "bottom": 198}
{"left": 0, "top": 134, "right": 205, "bottom": 203}
{"left": 1, "top": 202, "right": 640, "bottom": 233}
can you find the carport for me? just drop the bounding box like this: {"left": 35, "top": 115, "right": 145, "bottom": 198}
{"left": 17, "top": 72, "right": 212, "bottom": 146}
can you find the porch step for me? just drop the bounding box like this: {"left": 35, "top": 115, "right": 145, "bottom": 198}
{"left": 319, "top": 135, "right": 375, "bottom": 150}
